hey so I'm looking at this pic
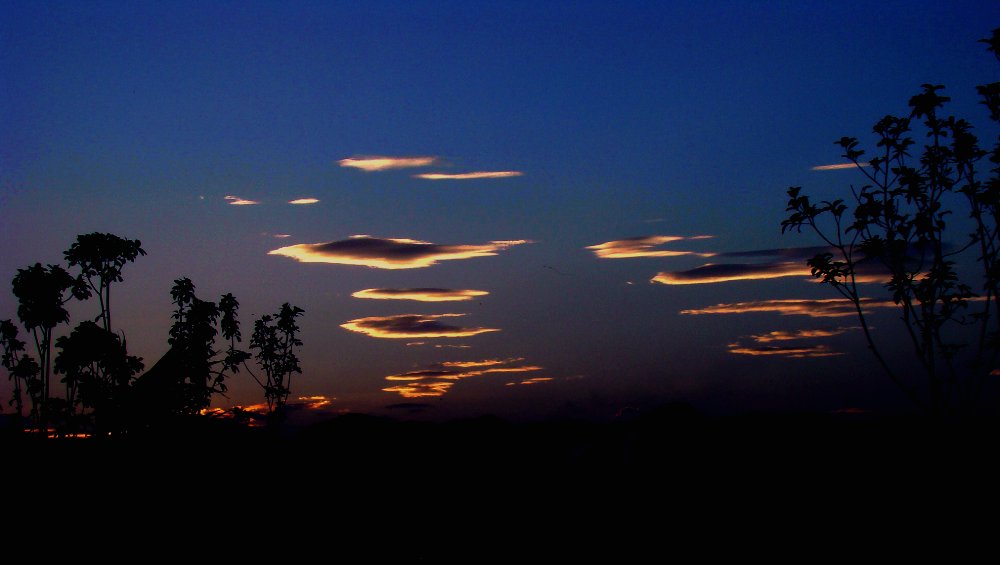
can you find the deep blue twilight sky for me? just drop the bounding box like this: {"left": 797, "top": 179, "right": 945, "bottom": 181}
{"left": 2, "top": 1, "right": 999, "bottom": 420}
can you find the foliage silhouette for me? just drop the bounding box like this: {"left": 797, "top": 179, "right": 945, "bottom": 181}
{"left": 9, "top": 263, "right": 88, "bottom": 431}
{"left": 64, "top": 232, "right": 145, "bottom": 333}
{"left": 782, "top": 29, "right": 1000, "bottom": 415}
{"left": 2, "top": 234, "right": 306, "bottom": 436}
{"left": 249, "top": 303, "right": 305, "bottom": 413}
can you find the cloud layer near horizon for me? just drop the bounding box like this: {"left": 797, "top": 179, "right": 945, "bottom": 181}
{"left": 351, "top": 288, "right": 489, "bottom": 302}
{"left": 269, "top": 235, "right": 528, "bottom": 269}
{"left": 341, "top": 314, "right": 500, "bottom": 339}
{"left": 382, "top": 358, "right": 543, "bottom": 398}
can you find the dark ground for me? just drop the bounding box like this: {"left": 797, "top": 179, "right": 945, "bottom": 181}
{"left": 3, "top": 404, "right": 996, "bottom": 556}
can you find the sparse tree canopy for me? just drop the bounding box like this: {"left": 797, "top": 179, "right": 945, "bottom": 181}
{"left": 782, "top": 29, "right": 1000, "bottom": 415}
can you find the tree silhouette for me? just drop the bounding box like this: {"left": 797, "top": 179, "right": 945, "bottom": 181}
{"left": 250, "top": 303, "right": 305, "bottom": 413}
{"left": 782, "top": 29, "right": 1000, "bottom": 415}
{"left": 54, "top": 321, "right": 143, "bottom": 434}
{"left": 64, "top": 233, "right": 145, "bottom": 333}
{"left": 9, "top": 263, "right": 88, "bottom": 431}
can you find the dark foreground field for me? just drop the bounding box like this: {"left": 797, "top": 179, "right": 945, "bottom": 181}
{"left": 3, "top": 405, "right": 996, "bottom": 556}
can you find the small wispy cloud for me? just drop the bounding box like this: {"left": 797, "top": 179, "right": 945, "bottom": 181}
{"left": 338, "top": 156, "right": 439, "bottom": 171}
{"left": 340, "top": 313, "right": 500, "bottom": 339}
{"left": 274, "top": 234, "right": 291, "bottom": 238}
{"left": 383, "top": 358, "right": 542, "bottom": 398}
{"left": 351, "top": 288, "right": 489, "bottom": 302}
{"left": 811, "top": 162, "right": 871, "bottom": 171}
{"left": 749, "top": 327, "right": 858, "bottom": 343}
{"left": 413, "top": 171, "right": 524, "bottom": 180}
{"left": 225, "top": 195, "right": 260, "bottom": 206}
{"left": 269, "top": 235, "right": 529, "bottom": 269}
{"left": 681, "top": 298, "right": 896, "bottom": 318}
{"left": 289, "top": 198, "right": 319, "bottom": 205}
{"left": 586, "top": 235, "right": 714, "bottom": 259}
{"left": 505, "top": 377, "right": 554, "bottom": 386}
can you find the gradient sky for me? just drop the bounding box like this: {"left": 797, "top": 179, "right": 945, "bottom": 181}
{"left": 2, "top": 1, "right": 999, "bottom": 420}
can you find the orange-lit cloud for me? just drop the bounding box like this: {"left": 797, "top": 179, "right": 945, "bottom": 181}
{"left": 382, "top": 358, "right": 542, "bottom": 398}
{"left": 413, "top": 171, "right": 524, "bottom": 180}
{"left": 681, "top": 298, "right": 896, "bottom": 318}
{"left": 269, "top": 235, "right": 528, "bottom": 269}
{"left": 811, "top": 162, "right": 871, "bottom": 171}
{"left": 727, "top": 343, "right": 843, "bottom": 358}
{"left": 225, "top": 195, "right": 259, "bottom": 206}
{"left": 653, "top": 261, "right": 813, "bottom": 284}
{"left": 505, "top": 377, "right": 554, "bottom": 386}
{"left": 341, "top": 313, "right": 500, "bottom": 339}
{"left": 338, "top": 156, "right": 438, "bottom": 171}
{"left": 274, "top": 234, "right": 291, "bottom": 238}
{"left": 296, "top": 395, "right": 333, "bottom": 409}
{"left": 351, "top": 288, "right": 489, "bottom": 302}
{"left": 749, "top": 327, "right": 858, "bottom": 343}
{"left": 586, "top": 235, "right": 714, "bottom": 259}
{"left": 289, "top": 198, "right": 319, "bottom": 205}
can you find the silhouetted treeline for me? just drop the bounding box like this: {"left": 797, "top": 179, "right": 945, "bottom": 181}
{"left": 0, "top": 232, "right": 304, "bottom": 436}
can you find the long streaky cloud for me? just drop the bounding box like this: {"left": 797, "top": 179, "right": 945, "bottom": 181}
{"left": 269, "top": 235, "right": 528, "bottom": 269}
{"left": 341, "top": 313, "right": 499, "bottom": 339}
{"left": 351, "top": 288, "right": 489, "bottom": 302}
{"left": 225, "top": 195, "right": 259, "bottom": 206}
{"left": 413, "top": 171, "right": 523, "bottom": 180}
{"left": 383, "top": 361, "right": 542, "bottom": 398}
{"left": 289, "top": 198, "right": 319, "bottom": 205}
{"left": 338, "top": 156, "right": 438, "bottom": 171}
{"left": 812, "top": 162, "right": 871, "bottom": 171}
{"left": 727, "top": 343, "right": 843, "bottom": 358}
{"left": 652, "top": 261, "right": 813, "bottom": 284}
{"left": 586, "top": 235, "right": 714, "bottom": 259}
{"left": 681, "top": 298, "right": 896, "bottom": 318}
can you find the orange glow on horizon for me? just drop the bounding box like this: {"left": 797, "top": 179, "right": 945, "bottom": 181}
{"left": 338, "top": 156, "right": 438, "bottom": 171}
{"left": 351, "top": 288, "right": 490, "bottom": 302}
{"left": 413, "top": 171, "right": 523, "bottom": 180}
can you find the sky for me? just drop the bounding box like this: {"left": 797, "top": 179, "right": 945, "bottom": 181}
{"left": 2, "top": 1, "right": 999, "bottom": 421}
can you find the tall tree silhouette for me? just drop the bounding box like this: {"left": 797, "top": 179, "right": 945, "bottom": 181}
{"left": 250, "top": 303, "right": 305, "bottom": 413}
{"left": 64, "top": 233, "right": 145, "bottom": 333}
{"left": 782, "top": 29, "right": 1000, "bottom": 415}
{"left": 9, "top": 263, "right": 88, "bottom": 431}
